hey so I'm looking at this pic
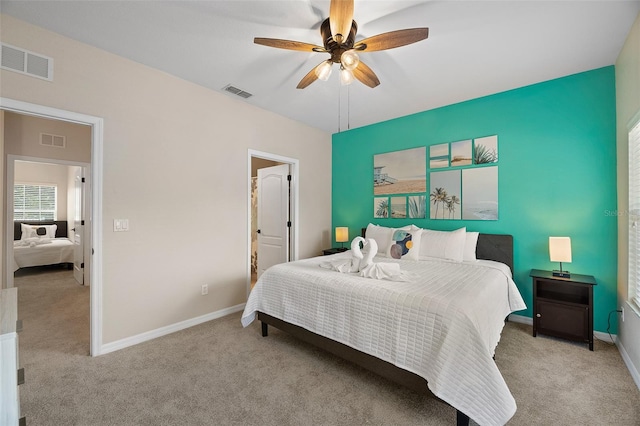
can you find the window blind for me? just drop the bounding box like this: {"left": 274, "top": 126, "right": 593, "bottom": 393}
{"left": 14, "top": 184, "right": 56, "bottom": 221}
{"left": 629, "top": 120, "right": 640, "bottom": 308}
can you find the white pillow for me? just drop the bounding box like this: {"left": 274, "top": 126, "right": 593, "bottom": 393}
{"left": 464, "top": 232, "right": 480, "bottom": 261}
{"left": 21, "top": 223, "right": 57, "bottom": 240}
{"left": 387, "top": 227, "right": 422, "bottom": 260}
{"left": 364, "top": 224, "right": 393, "bottom": 256}
{"left": 419, "top": 227, "right": 467, "bottom": 262}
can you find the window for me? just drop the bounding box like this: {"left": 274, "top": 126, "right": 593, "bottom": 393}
{"left": 629, "top": 119, "right": 640, "bottom": 308}
{"left": 14, "top": 184, "right": 57, "bottom": 221}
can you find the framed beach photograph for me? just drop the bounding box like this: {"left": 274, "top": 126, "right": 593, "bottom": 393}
{"left": 451, "top": 140, "right": 472, "bottom": 167}
{"left": 429, "top": 170, "right": 462, "bottom": 220}
{"left": 374, "top": 197, "right": 389, "bottom": 218}
{"left": 391, "top": 196, "right": 407, "bottom": 218}
{"left": 429, "top": 143, "right": 449, "bottom": 169}
{"left": 462, "top": 166, "right": 498, "bottom": 220}
{"left": 474, "top": 135, "right": 498, "bottom": 164}
{"left": 374, "top": 147, "right": 427, "bottom": 195}
{"left": 408, "top": 195, "right": 427, "bottom": 219}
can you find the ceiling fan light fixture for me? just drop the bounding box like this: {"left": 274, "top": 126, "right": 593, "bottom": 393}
{"left": 341, "top": 49, "right": 359, "bottom": 71}
{"left": 316, "top": 60, "right": 333, "bottom": 81}
{"left": 340, "top": 66, "right": 354, "bottom": 86}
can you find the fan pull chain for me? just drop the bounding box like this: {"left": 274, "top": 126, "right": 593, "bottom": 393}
{"left": 347, "top": 84, "right": 350, "bottom": 130}
{"left": 338, "top": 82, "right": 341, "bottom": 133}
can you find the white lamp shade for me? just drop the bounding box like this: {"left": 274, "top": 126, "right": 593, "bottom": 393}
{"left": 549, "top": 237, "right": 572, "bottom": 263}
{"left": 335, "top": 227, "right": 349, "bottom": 243}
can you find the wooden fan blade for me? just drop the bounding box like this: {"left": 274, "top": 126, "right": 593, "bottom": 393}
{"left": 297, "top": 62, "right": 325, "bottom": 89}
{"left": 352, "top": 61, "right": 380, "bottom": 88}
{"left": 254, "top": 37, "right": 325, "bottom": 52}
{"left": 354, "top": 28, "right": 429, "bottom": 52}
{"left": 329, "top": 0, "right": 354, "bottom": 44}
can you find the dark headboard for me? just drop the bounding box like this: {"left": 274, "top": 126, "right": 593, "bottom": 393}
{"left": 476, "top": 233, "right": 513, "bottom": 273}
{"left": 14, "top": 221, "right": 69, "bottom": 240}
{"left": 360, "top": 228, "right": 514, "bottom": 273}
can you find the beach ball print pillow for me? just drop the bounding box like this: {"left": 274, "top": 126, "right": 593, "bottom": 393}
{"left": 387, "top": 228, "right": 422, "bottom": 260}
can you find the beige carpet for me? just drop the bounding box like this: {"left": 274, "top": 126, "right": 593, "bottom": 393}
{"left": 14, "top": 267, "right": 640, "bottom": 425}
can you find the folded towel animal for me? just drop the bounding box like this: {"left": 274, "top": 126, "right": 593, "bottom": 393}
{"left": 321, "top": 237, "right": 412, "bottom": 282}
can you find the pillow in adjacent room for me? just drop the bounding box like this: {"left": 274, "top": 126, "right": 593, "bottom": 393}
{"left": 386, "top": 227, "right": 422, "bottom": 261}
{"left": 419, "top": 227, "right": 467, "bottom": 262}
{"left": 464, "top": 231, "right": 480, "bottom": 262}
{"left": 364, "top": 223, "right": 393, "bottom": 256}
{"left": 20, "top": 223, "right": 57, "bottom": 240}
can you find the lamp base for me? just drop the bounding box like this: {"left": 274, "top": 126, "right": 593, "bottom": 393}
{"left": 552, "top": 270, "right": 571, "bottom": 278}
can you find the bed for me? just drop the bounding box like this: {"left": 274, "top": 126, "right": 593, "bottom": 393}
{"left": 12, "top": 221, "right": 74, "bottom": 272}
{"left": 242, "top": 225, "right": 526, "bottom": 426}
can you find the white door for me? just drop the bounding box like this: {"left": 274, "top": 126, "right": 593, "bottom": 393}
{"left": 257, "top": 164, "right": 290, "bottom": 278}
{"left": 72, "top": 167, "right": 84, "bottom": 285}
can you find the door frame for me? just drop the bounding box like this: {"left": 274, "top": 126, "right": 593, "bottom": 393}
{"left": 247, "top": 149, "right": 299, "bottom": 297}
{"left": 1, "top": 97, "right": 104, "bottom": 357}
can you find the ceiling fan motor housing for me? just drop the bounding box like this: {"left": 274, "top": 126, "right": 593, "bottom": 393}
{"left": 321, "top": 18, "right": 359, "bottom": 63}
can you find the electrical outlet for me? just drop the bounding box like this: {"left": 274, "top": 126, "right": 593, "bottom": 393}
{"left": 201, "top": 284, "right": 208, "bottom": 295}
{"left": 621, "top": 306, "right": 625, "bottom": 322}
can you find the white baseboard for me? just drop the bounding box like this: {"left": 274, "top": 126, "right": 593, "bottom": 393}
{"left": 618, "top": 340, "right": 640, "bottom": 390}
{"left": 98, "top": 303, "right": 246, "bottom": 356}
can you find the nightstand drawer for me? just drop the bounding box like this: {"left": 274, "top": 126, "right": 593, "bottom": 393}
{"left": 536, "top": 299, "right": 589, "bottom": 342}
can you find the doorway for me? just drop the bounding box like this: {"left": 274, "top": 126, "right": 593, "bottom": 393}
{"left": 1, "top": 97, "right": 104, "bottom": 356}
{"left": 9, "top": 158, "right": 90, "bottom": 286}
{"left": 247, "top": 150, "right": 299, "bottom": 295}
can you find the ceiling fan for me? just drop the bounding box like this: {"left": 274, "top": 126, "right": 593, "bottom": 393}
{"left": 254, "top": 0, "right": 429, "bottom": 89}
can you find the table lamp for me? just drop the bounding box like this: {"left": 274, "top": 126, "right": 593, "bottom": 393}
{"left": 335, "top": 227, "right": 349, "bottom": 249}
{"left": 549, "top": 236, "right": 571, "bottom": 278}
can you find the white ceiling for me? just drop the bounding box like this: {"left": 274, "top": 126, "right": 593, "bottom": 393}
{"left": 2, "top": 1, "right": 639, "bottom": 134}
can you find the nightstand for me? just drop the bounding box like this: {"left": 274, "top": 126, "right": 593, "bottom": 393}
{"left": 530, "top": 269, "right": 597, "bottom": 350}
{"left": 322, "top": 247, "right": 348, "bottom": 256}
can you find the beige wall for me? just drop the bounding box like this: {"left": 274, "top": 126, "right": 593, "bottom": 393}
{"left": 0, "top": 15, "right": 332, "bottom": 344}
{"left": 615, "top": 12, "right": 640, "bottom": 384}
{"left": 4, "top": 111, "right": 91, "bottom": 163}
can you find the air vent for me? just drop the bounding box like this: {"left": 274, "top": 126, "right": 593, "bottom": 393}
{"left": 40, "top": 132, "right": 66, "bottom": 148}
{"left": 1, "top": 43, "right": 53, "bottom": 81}
{"left": 223, "top": 84, "right": 253, "bottom": 99}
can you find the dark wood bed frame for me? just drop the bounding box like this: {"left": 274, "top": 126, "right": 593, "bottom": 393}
{"left": 258, "top": 232, "right": 514, "bottom": 426}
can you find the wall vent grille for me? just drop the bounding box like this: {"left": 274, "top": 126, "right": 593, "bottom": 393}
{"left": 223, "top": 84, "right": 252, "bottom": 99}
{"left": 40, "top": 133, "right": 66, "bottom": 148}
{"left": 1, "top": 43, "right": 53, "bottom": 81}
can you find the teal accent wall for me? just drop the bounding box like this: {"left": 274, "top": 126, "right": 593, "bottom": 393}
{"left": 332, "top": 66, "right": 618, "bottom": 333}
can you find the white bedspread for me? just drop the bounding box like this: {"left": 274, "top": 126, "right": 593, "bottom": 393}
{"left": 242, "top": 252, "right": 526, "bottom": 426}
{"left": 13, "top": 238, "right": 74, "bottom": 272}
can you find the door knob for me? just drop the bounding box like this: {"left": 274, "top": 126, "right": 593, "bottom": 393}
{"left": 536, "top": 313, "right": 541, "bottom": 318}
{"left": 257, "top": 229, "right": 261, "bottom": 234}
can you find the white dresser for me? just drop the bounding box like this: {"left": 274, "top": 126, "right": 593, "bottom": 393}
{"left": 0, "top": 288, "right": 24, "bottom": 425}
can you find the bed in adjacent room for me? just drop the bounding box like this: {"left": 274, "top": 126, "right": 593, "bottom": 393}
{"left": 242, "top": 224, "right": 526, "bottom": 426}
{"left": 13, "top": 221, "right": 74, "bottom": 272}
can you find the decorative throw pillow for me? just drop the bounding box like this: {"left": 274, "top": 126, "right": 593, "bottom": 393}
{"left": 364, "top": 223, "right": 393, "bottom": 256}
{"left": 464, "top": 232, "right": 480, "bottom": 262}
{"left": 21, "top": 223, "right": 57, "bottom": 240}
{"left": 419, "top": 227, "right": 467, "bottom": 262}
{"left": 386, "top": 228, "right": 422, "bottom": 260}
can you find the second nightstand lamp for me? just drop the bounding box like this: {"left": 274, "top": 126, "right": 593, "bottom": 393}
{"left": 549, "top": 236, "right": 572, "bottom": 278}
{"left": 335, "top": 227, "right": 349, "bottom": 249}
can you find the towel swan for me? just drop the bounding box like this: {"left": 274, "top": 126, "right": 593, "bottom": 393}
{"left": 321, "top": 237, "right": 411, "bottom": 282}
